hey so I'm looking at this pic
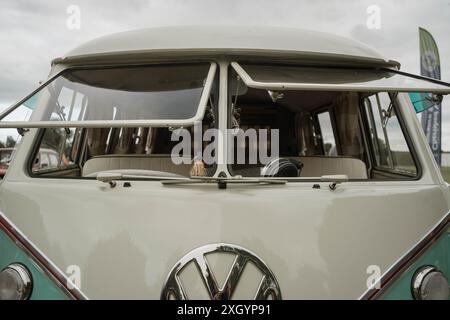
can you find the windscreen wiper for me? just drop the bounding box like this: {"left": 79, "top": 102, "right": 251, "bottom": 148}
{"left": 95, "top": 172, "right": 286, "bottom": 189}
{"left": 95, "top": 171, "right": 186, "bottom": 188}
{"left": 161, "top": 176, "right": 287, "bottom": 189}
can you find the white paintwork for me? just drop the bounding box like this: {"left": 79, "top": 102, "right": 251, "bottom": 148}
{"left": 1, "top": 27, "right": 449, "bottom": 299}
{"left": 57, "top": 26, "right": 396, "bottom": 67}
{"left": 0, "top": 178, "right": 448, "bottom": 299}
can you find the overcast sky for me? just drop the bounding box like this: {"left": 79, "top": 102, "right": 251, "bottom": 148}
{"left": 1, "top": 0, "right": 450, "bottom": 149}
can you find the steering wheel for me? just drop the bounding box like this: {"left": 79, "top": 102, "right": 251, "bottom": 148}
{"left": 261, "top": 158, "right": 303, "bottom": 178}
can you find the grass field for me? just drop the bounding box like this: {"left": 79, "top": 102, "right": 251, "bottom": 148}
{"left": 441, "top": 167, "right": 450, "bottom": 183}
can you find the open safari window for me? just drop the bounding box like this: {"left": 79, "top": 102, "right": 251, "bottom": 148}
{"left": 226, "top": 63, "right": 427, "bottom": 180}
{"left": 0, "top": 63, "right": 220, "bottom": 179}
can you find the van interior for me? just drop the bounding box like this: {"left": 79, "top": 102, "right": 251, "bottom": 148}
{"left": 30, "top": 84, "right": 417, "bottom": 181}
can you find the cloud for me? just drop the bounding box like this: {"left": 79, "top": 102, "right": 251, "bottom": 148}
{"left": 1, "top": 0, "right": 450, "bottom": 148}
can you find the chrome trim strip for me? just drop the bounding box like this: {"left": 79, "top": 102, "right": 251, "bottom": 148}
{"left": 359, "top": 211, "right": 450, "bottom": 300}
{"left": 0, "top": 210, "right": 88, "bottom": 300}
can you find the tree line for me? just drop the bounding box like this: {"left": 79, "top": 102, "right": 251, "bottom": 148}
{"left": 0, "top": 135, "right": 16, "bottom": 149}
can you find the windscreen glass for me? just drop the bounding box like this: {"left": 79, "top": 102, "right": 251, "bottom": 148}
{"left": 1, "top": 63, "right": 211, "bottom": 123}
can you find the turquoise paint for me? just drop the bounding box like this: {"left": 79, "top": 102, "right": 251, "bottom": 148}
{"left": 22, "top": 94, "right": 38, "bottom": 110}
{"left": 380, "top": 232, "right": 450, "bottom": 300}
{"left": 0, "top": 231, "right": 69, "bottom": 300}
{"left": 408, "top": 92, "right": 436, "bottom": 113}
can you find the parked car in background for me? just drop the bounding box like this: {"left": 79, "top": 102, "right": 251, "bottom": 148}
{"left": 0, "top": 147, "right": 60, "bottom": 178}
{"left": 0, "top": 148, "right": 13, "bottom": 178}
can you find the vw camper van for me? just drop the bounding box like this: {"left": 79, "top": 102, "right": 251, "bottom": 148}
{"left": 0, "top": 26, "right": 449, "bottom": 300}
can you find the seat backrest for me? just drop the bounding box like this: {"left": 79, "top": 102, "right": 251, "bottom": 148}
{"left": 82, "top": 154, "right": 192, "bottom": 177}
{"left": 232, "top": 156, "right": 368, "bottom": 179}
{"left": 294, "top": 156, "right": 368, "bottom": 179}
{"left": 83, "top": 155, "right": 368, "bottom": 179}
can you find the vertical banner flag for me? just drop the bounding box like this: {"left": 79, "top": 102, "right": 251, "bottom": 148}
{"left": 419, "top": 27, "right": 442, "bottom": 165}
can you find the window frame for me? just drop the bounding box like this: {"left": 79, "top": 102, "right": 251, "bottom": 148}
{"left": 30, "top": 128, "right": 83, "bottom": 176}
{"left": 26, "top": 62, "right": 222, "bottom": 179}
{"left": 227, "top": 65, "right": 422, "bottom": 182}
{"left": 314, "top": 107, "right": 341, "bottom": 156}
{"left": 361, "top": 93, "right": 422, "bottom": 179}
{"left": 230, "top": 61, "right": 450, "bottom": 93}
{"left": 229, "top": 61, "right": 428, "bottom": 182}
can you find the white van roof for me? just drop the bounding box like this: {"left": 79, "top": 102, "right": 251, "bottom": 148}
{"left": 54, "top": 26, "right": 399, "bottom": 67}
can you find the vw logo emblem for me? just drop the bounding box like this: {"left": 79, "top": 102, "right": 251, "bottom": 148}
{"left": 161, "top": 243, "right": 281, "bottom": 300}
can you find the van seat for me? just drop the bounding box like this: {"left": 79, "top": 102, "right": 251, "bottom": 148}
{"left": 82, "top": 154, "right": 192, "bottom": 177}
{"left": 232, "top": 156, "right": 368, "bottom": 179}
{"left": 83, "top": 155, "right": 368, "bottom": 179}
{"left": 295, "top": 156, "right": 368, "bottom": 179}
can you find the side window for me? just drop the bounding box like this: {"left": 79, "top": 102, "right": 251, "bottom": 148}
{"left": 33, "top": 128, "right": 77, "bottom": 173}
{"left": 364, "top": 93, "right": 417, "bottom": 176}
{"left": 0, "top": 103, "right": 33, "bottom": 176}
{"left": 32, "top": 86, "right": 86, "bottom": 173}
{"left": 39, "top": 152, "right": 50, "bottom": 169}
{"left": 48, "top": 153, "right": 59, "bottom": 167}
{"left": 317, "top": 111, "right": 337, "bottom": 156}
{"left": 365, "top": 95, "right": 389, "bottom": 167}
{"left": 57, "top": 87, "right": 86, "bottom": 121}
{"left": 56, "top": 87, "right": 86, "bottom": 163}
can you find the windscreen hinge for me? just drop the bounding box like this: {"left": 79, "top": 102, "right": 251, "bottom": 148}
{"left": 17, "top": 128, "right": 29, "bottom": 136}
